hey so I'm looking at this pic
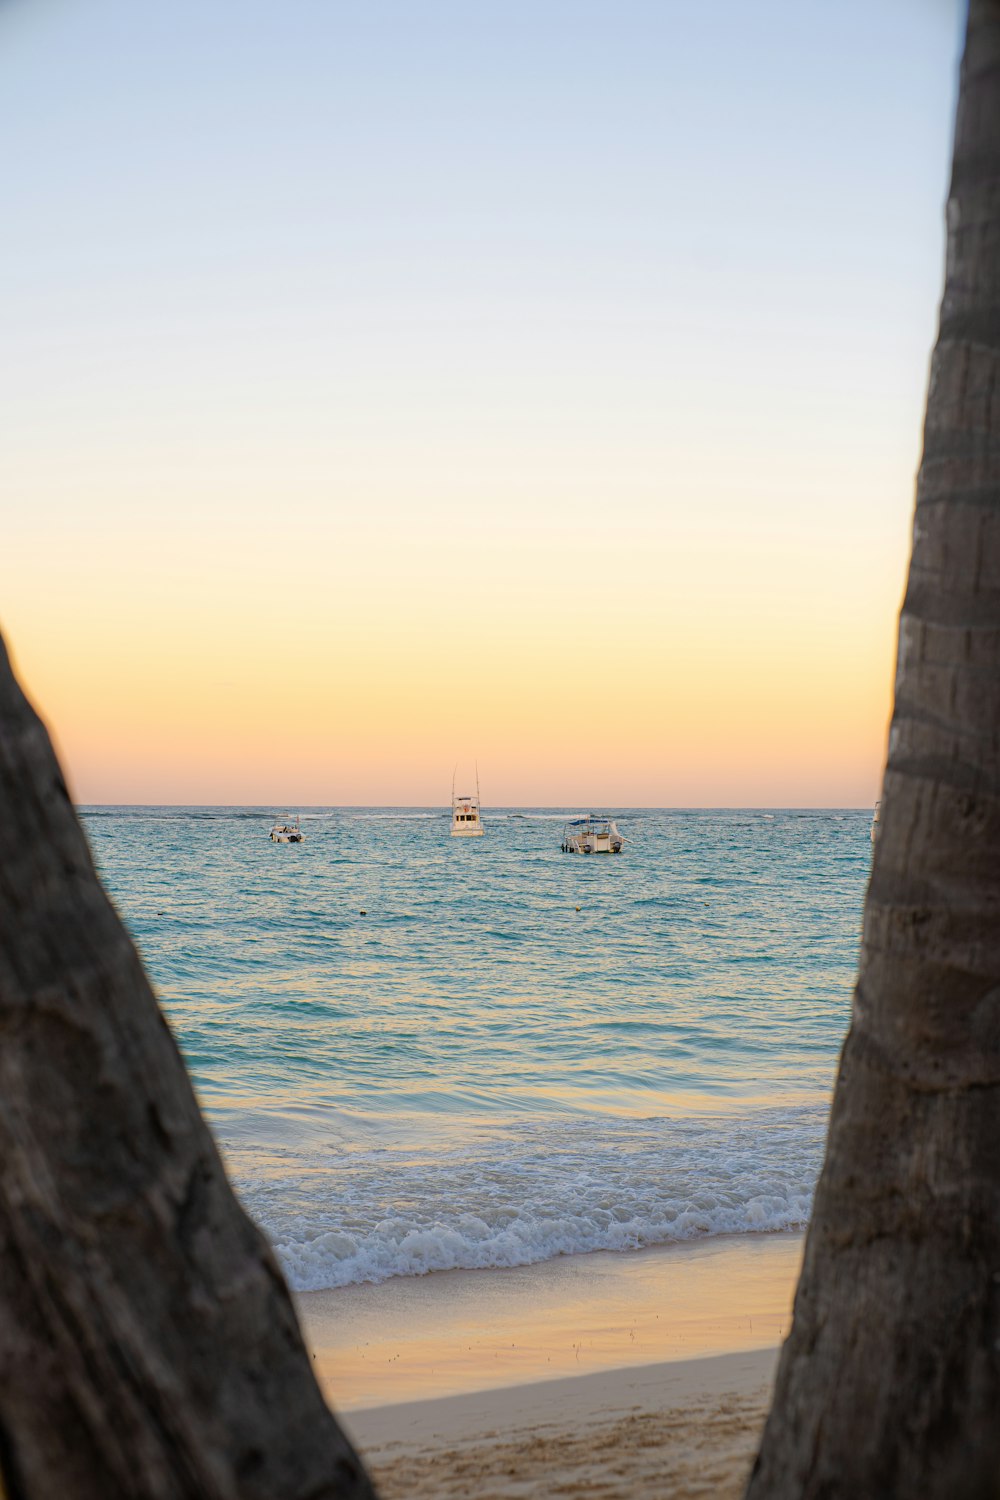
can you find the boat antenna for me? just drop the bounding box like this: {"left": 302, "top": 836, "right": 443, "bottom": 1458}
{"left": 451, "top": 765, "right": 457, "bottom": 806}
{"left": 475, "top": 760, "right": 481, "bottom": 806}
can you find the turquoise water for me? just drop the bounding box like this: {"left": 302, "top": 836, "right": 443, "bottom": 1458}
{"left": 82, "top": 807, "right": 867, "bottom": 1289}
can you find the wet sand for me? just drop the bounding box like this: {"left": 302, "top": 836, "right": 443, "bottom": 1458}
{"left": 297, "top": 1231, "right": 800, "bottom": 1497}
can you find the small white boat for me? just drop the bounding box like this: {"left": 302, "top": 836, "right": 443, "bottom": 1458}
{"left": 560, "top": 815, "right": 624, "bottom": 854}
{"left": 270, "top": 817, "right": 305, "bottom": 844}
{"left": 451, "top": 769, "right": 484, "bottom": 838}
{"left": 870, "top": 801, "right": 881, "bottom": 845}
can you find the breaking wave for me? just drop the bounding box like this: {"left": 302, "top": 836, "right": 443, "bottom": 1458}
{"left": 231, "top": 1106, "right": 823, "bottom": 1292}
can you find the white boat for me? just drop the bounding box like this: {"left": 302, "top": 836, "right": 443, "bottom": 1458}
{"left": 270, "top": 817, "right": 305, "bottom": 844}
{"left": 870, "top": 801, "right": 881, "bottom": 845}
{"left": 450, "top": 770, "right": 484, "bottom": 838}
{"left": 560, "top": 815, "right": 624, "bottom": 854}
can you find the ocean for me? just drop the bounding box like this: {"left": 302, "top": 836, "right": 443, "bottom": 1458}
{"left": 81, "top": 807, "right": 867, "bottom": 1293}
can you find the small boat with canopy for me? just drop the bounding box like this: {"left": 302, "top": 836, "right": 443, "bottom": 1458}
{"left": 560, "top": 815, "right": 623, "bottom": 854}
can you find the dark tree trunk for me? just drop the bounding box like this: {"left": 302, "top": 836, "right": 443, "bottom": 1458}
{"left": 747, "top": 4, "right": 1000, "bottom": 1496}
{"left": 0, "top": 638, "right": 376, "bottom": 1497}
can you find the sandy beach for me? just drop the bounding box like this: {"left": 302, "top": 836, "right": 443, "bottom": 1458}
{"left": 298, "top": 1231, "right": 801, "bottom": 1497}
{"left": 346, "top": 1348, "right": 777, "bottom": 1499}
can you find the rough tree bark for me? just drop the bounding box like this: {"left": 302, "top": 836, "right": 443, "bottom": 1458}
{"left": 0, "top": 637, "right": 376, "bottom": 1497}
{"left": 747, "top": 4, "right": 1000, "bottom": 1496}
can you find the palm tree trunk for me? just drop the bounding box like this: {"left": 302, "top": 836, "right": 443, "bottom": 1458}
{"left": 0, "top": 637, "right": 376, "bottom": 1497}
{"left": 747, "top": 3, "right": 1000, "bottom": 1495}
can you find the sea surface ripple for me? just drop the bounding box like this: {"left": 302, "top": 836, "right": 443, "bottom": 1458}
{"left": 82, "top": 807, "right": 867, "bottom": 1290}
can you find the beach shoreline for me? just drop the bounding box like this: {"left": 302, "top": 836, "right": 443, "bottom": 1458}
{"left": 299, "top": 1232, "right": 799, "bottom": 1497}
{"left": 299, "top": 1229, "right": 802, "bottom": 1410}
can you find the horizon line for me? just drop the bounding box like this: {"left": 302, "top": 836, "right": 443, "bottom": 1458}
{"left": 74, "top": 802, "right": 877, "bottom": 811}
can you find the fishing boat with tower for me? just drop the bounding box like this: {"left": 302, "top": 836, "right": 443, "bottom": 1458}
{"left": 450, "top": 768, "right": 485, "bottom": 838}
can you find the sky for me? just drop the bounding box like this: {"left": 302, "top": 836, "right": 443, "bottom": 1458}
{"left": 0, "top": 0, "right": 966, "bottom": 805}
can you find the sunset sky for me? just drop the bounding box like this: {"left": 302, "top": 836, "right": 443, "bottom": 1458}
{"left": 1, "top": 0, "right": 964, "bottom": 805}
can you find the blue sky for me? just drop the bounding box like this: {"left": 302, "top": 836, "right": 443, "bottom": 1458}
{"left": 0, "top": 0, "right": 968, "bottom": 803}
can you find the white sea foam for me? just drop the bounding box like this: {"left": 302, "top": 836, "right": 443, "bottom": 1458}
{"left": 231, "top": 1107, "right": 823, "bottom": 1292}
